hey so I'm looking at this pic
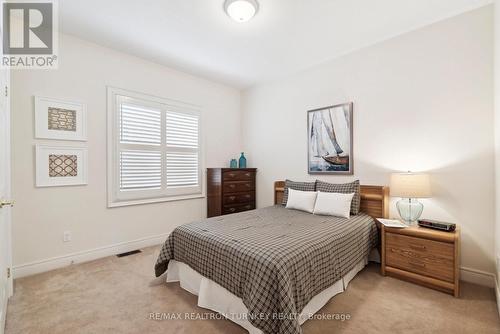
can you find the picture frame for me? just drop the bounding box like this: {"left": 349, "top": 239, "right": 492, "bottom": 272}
{"left": 35, "top": 144, "right": 88, "bottom": 187}
{"left": 35, "top": 96, "right": 87, "bottom": 141}
{"left": 307, "top": 102, "right": 353, "bottom": 175}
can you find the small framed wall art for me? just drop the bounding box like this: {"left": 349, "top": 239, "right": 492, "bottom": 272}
{"left": 35, "top": 144, "right": 88, "bottom": 187}
{"left": 35, "top": 96, "right": 87, "bottom": 141}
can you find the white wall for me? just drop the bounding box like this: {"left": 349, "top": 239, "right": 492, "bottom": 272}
{"left": 242, "top": 6, "right": 495, "bottom": 276}
{"left": 11, "top": 34, "right": 241, "bottom": 270}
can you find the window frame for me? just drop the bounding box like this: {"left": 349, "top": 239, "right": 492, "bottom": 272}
{"left": 107, "top": 86, "right": 205, "bottom": 208}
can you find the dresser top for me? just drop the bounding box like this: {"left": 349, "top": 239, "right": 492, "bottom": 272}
{"left": 207, "top": 168, "right": 257, "bottom": 172}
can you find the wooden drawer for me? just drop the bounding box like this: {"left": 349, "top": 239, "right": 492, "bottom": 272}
{"left": 223, "top": 192, "right": 255, "bottom": 205}
{"left": 223, "top": 170, "right": 254, "bottom": 181}
{"left": 207, "top": 168, "right": 257, "bottom": 218}
{"left": 223, "top": 202, "right": 255, "bottom": 215}
{"left": 386, "top": 233, "right": 454, "bottom": 282}
{"left": 223, "top": 181, "right": 255, "bottom": 193}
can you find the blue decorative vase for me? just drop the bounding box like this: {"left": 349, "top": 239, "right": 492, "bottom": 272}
{"left": 230, "top": 159, "right": 238, "bottom": 168}
{"left": 238, "top": 152, "right": 247, "bottom": 168}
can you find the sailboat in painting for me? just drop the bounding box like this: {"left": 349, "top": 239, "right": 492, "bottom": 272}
{"left": 308, "top": 103, "right": 352, "bottom": 174}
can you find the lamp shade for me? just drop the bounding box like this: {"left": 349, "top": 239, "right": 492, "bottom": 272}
{"left": 390, "top": 173, "right": 431, "bottom": 198}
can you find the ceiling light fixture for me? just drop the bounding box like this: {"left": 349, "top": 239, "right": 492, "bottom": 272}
{"left": 224, "top": 0, "right": 259, "bottom": 23}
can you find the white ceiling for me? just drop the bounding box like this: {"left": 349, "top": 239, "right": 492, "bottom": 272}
{"left": 59, "top": 0, "right": 492, "bottom": 89}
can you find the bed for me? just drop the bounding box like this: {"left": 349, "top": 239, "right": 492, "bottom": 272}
{"left": 155, "top": 181, "right": 389, "bottom": 334}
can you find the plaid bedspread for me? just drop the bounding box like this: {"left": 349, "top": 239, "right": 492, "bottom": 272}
{"left": 155, "top": 205, "right": 378, "bottom": 334}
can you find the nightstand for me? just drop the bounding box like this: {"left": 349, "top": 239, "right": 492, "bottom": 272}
{"left": 380, "top": 223, "right": 460, "bottom": 297}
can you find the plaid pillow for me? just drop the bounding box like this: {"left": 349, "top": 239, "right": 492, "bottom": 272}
{"left": 316, "top": 180, "right": 361, "bottom": 215}
{"left": 282, "top": 180, "right": 316, "bottom": 206}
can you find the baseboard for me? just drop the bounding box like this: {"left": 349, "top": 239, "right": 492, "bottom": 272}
{"left": 12, "top": 233, "right": 169, "bottom": 279}
{"left": 460, "top": 266, "right": 496, "bottom": 288}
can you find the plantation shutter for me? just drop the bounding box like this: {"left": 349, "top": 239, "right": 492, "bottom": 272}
{"left": 119, "top": 100, "right": 162, "bottom": 192}
{"left": 165, "top": 111, "right": 200, "bottom": 194}
{"left": 119, "top": 150, "right": 162, "bottom": 191}
{"left": 120, "top": 103, "right": 161, "bottom": 146}
{"left": 111, "top": 92, "right": 202, "bottom": 205}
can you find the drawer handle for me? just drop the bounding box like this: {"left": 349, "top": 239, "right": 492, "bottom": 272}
{"left": 229, "top": 196, "right": 236, "bottom": 201}
{"left": 409, "top": 244, "right": 426, "bottom": 251}
{"left": 409, "top": 261, "right": 426, "bottom": 268}
{"left": 245, "top": 194, "right": 251, "bottom": 198}
{"left": 229, "top": 208, "right": 236, "bottom": 212}
{"left": 229, "top": 184, "right": 235, "bottom": 188}
{"left": 245, "top": 173, "right": 251, "bottom": 177}
{"left": 245, "top": 205, "right": 251, "bottom": 209}
{"left": 228, "top": 173, "right": 235, "bottom": 178}
{"left": 245, "top": 184, "right": 250, "bottom": 187}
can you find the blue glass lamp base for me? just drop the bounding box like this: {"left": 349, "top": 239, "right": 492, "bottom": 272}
{"left": 396, "top": 198, "right": 424, "bottom": 225}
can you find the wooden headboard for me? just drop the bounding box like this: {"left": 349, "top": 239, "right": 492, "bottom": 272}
{"left": 274, "top": 181, "right": 389, "bottom": 218}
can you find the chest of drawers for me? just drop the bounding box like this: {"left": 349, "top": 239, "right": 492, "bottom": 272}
{"left": 380, "top": 223, "right": 460, "bottom": 297}
{"left": 207, "top": 168, "right": 257, "bottom": 218}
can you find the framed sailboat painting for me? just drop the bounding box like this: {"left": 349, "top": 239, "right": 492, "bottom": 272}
{"left": 307, "top": 102, "right": 353, "bottom": 175}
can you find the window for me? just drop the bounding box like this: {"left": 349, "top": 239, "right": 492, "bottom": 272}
{"left": 107, "top": 87, "right": 203, "bottom": 207}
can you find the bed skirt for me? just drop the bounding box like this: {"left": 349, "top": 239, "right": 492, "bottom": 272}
{"left": 166, "top": 251, "right": 376, "bottom": 334}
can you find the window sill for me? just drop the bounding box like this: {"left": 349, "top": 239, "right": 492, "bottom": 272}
{"left": 108, "top": 193, "right": 205, "bottom": 208}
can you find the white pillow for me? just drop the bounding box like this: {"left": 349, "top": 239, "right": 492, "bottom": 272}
{"left": 313, "top": 192, "right": 355, "bottom": 218}
{"left": 285, "top": 188, "right": 318, "bottom": 213}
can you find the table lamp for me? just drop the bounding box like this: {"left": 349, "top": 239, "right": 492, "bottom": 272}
{"left": 390, "top": 172, "right": 431, "bottom": 224}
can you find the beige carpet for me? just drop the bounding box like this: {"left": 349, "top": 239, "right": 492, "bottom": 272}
{"left": 6, "top": 246, "right": 500, "bottom": 334}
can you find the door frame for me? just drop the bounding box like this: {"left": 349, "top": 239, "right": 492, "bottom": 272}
{"left": 4, "top": 70, "right": 12, "bottom": 299}
{"left": 0, "top": 67, "right": 12, "bottom": 334}
{"left": 0, "top": 0, "right": 13, "bottom": 330}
